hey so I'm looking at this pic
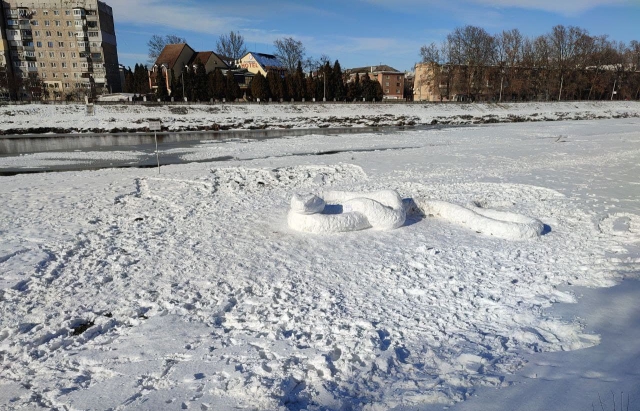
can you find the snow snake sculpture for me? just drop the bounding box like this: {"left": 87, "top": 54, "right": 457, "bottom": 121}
{"left": 288, "top": 190, "right": 545, "bottom": 240}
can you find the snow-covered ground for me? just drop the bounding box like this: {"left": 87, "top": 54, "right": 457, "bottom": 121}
{"left": 1, "top": 101, "right": 639, "bottom": 134}
{"left": 0, "top": 118, "right": 639, "bottom": 410}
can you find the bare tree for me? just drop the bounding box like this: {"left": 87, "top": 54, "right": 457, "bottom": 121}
{"left": 216, "top": 31, "right": 247, "bottom": 60}
{"left": 420, "top": 42, "right": 442, "bottom": 64}
{"left": 148, "top": 34, "right": 187, "bottom": 64}
{"left": 274, "top": 37, "right": 306, "bottom": 75}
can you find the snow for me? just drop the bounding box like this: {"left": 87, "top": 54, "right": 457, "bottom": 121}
{"left": 0, "top": 116, "right": 639, "bottom": 410}
{"left": 1, "top": 101, "right": 639, "bottom": 134}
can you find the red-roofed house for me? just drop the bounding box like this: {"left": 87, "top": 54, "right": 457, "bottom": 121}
{"left": 149, "top": 43, "right": 229, "bottom": 95}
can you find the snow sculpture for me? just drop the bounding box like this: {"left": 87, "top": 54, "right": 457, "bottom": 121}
{"left": 288, "top": 191, "right": 406, "bottom": 233}
{"left": 410, "top": 199, "right": 545, "bottom": 240}
{"left": 288, "top": 190, "right": 545, "bottom": 240}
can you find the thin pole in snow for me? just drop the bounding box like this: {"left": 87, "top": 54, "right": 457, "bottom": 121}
{"left": 155, "top": 131, "right": 160, "bottom": 174}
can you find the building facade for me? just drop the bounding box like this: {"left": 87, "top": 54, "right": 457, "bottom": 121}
{"left": 346, "top": 65, "right": 405, "bottom": 100}
{"left": 149, "top": 43, "right": 229, "bottom": 95}
{"left": 237, "top": 52, "right": 286, "bottom": 77}
{"left": 0, "top": 0, "right": 121, "bottom": 100}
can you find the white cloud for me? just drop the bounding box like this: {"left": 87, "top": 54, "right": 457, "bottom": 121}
{"left": 360, "top": 0, "right": 631, "bottom": 15}
{"left": 107, "top": 0, "right": 248, "bottom": 34}
{"left": 466, "top": 0, "right": 630, "bottom": 14}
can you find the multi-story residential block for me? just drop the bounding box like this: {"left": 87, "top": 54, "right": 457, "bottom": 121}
{"left": 0, "top": 0, "right": 121, "bottom": 100}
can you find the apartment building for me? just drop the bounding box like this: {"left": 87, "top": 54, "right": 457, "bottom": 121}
{"left": 0, "top": 0, "right": 121, "bottom": 100}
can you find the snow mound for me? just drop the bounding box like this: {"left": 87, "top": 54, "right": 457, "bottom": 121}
{"left": 288, "top": 191, "right": 544, "bottom": 240}
{"left": 288, "top": 190, "right": 406, "bottom": 233}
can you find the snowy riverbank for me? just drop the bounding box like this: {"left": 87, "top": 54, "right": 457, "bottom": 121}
{"left": 1, "top": 119, "right": 639, "bottom": 410}
{"left": 1, "top": 101, "right": 639, "bottom": 135}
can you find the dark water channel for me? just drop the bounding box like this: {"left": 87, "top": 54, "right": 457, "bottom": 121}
{"left": 0, "top": 124, "right": 451, "bottom": 175}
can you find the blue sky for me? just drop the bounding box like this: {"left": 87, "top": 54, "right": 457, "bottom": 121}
{"left": 111, "top": 0, "right": 640, "bottom": 72}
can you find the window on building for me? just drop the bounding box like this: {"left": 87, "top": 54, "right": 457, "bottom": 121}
{"left": 34, "top": 30, "right": 40, "bottom": 36}
{"left": 68, "top": 31, "right": 74, "bottom": 37}
{"left": 385, "top": 89, "right": 389, "bottom": 93}
{"left": 65, "top": 10, "right": 70, "bottom": 15}
{"left": 88, "top": 31, "right": 98, "bottom": 37}
{"left": 41, "top": 72, "right": 47, "bottom": 78}
{"left": 39, "top": 62, "right": 46, "bottom": 67}
{"left": 47, "top": 41, "right": 54, "bottom": 48}
{"left": 55, "top": 20, "right": 60, "bottom": 26}
{"left": 52, "top": 73, "right": 58, "bottom": 78}
{"left": 44, "top": 20, "right": 50, "bottom": 26}
{"left": 57, "top": 31, "right": 63, "bottom": 37}
{"left": 45, "top": 31, "right": 51, "bottom": 36}
{"left": 43, "top": 10, "right": 49, "bottom": 15}
{"left": 27, "top": 61, "right": 36, "bottom": 68}
{"left": 66, "top": 21, "right": 72, "bottom": 26}
{"left": 32, "top": 20, "right": 39, "bottom": 26}
{"left": 53, "top": 10, "right": 60, "bottom": 15}
{"left": 64, "top": 83, "right": 70, "bottom": 88}
{"left": 51, "top": 62, "right": 57, "bottom": 67}
{"left": 74, "top": 73, "right": 79, "bottom": 78}
{"left": 58, "top": 42, "right": 64, "bottom": 47}
{"left": 385, "top": 82, "right": 389, "bottom": 86}
{"left": 71, "top": 52, "right": 77, "bottom": 58}
{"left": 63, "top": 70, "right": 68, "bottom": 74}
{"left": 72, "top": 62, "right": 78, "bottom": 68}
{"left": 60, "top": 52, "right": 66, "bottom": 57}
{"left": 49, "top": 51, "right": 55, "bottom": 58}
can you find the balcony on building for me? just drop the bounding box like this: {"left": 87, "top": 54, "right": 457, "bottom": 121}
{"left": 17, "top": 8, "right": 34, "bottom": 19}
{"left": 72, "top": 8, "right": 86, "bottom": 18}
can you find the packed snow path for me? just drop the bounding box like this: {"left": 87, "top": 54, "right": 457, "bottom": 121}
{"left": 288, "top": 190, "right": 544, "bottom": 240}
{"left": 1, "top": 119, "right": 639, "bottom": 411}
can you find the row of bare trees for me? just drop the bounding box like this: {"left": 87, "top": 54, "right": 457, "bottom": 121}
{"left": 419, "top": 25, "right": 640, "bottom": 101}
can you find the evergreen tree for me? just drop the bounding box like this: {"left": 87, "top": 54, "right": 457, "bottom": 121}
{"left": 347, "top": 74, "right": 362, "bottom": 101}
{"left": 172, "top": 69, "right": 184, "bottom": 100}
{"left": 123, "top": 67, "right": 134, "bottom": 93}
{"left": 305, "top": 71, "right": 316, "bottom": 100}
{"left": 332, "top": 61, "right": 346, "bottom": 101}
{"left": 225, "top": 70, "right": 241, "bottom": 101}
{"left": 209, "top": 69, "right": 226, "bottom": 100}
{"left": 294, "top": 61, "right": 305, "bottom": 100}
{"left": 155, "top": 69, "right": 169, "bottom": 100}
{"left": 134, "top": 64, "right": 151, "bottom": 94}
{"left": 284, "top": 74, "right": 296, "bottom": 101}
{"left": 266, "top": 71, "right": 284, "bottom": 101}
{"left": 251, "top": 72, "right": 270, "bottom": 101}
{"left": 322, "top": 62, "right": 334, "bottom": 100}
{"left": 193, "top": 64, "right": 209, "bottom": 101}
{"left": 183, "top": 69, "right": 195, "bottom": 101}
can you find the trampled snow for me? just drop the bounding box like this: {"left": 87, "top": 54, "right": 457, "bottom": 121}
{"left": 0, "top": 116, "right": 639, "bottom": 410}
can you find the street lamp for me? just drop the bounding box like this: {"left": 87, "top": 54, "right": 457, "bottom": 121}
{"left": 181, "top": 65, "right": 188, "bottom": 101}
